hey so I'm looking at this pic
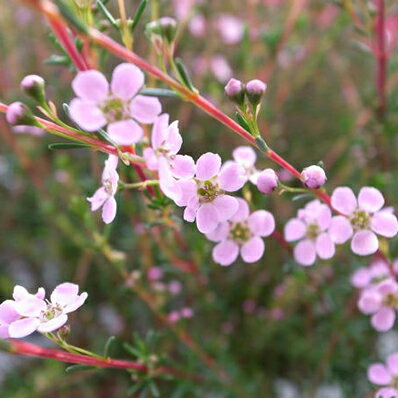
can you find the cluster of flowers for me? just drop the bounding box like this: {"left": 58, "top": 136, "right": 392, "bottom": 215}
{"left": 0, "top": 283, "right": 87, "bottom": 339}
{"left": 285, "top": 187, "right": 398, "bottom": 266}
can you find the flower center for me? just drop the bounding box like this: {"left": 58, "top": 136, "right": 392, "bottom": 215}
{"left": 306, "top": 223, "right": 320, "bottom": 239}
{"left": 229, "top": 222, "right": 251, "bottom": 244}
{"left": 41, "top": 304, "right": 62, "bottom": 321}
{"left": 350, "top": 209, "right": 370, "bottom": 231}
{"left": 383, "top": 293, "right": 398, "bottom": 309}
{"left": 197, "top": 180, "right": 223, "bottom": 203}
{"left": 101, "top": 97, "right": 130, "bottom": 123}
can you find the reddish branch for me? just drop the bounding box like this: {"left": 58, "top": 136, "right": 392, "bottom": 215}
{"left": 4, "top": 340, "right": 201, "bottom": 381}
{"left": 375, "top": 0, "right": 387, "bottom": 117}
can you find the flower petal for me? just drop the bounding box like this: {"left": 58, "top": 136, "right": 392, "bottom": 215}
{"left": 111, "top": 63, "right": 144, "bottom": 100}
{"left": 218, "top": 163, "right": 246, "bottom": 192}
{"left": 375, "top": 388, "right": 398, "bottom": 398}
{"left": 37, "top": 314, "right": 68, "bottom": 333}
{"left": 358, "top": 290, "right": 382, "bottom": 314}
{"left": 130, "top": 95, "right": 162, "bottom": 124}
{"left": 69, "top": 99, "right": 106, "bottom": 131}
{"left": 294, "top": 239, "right": 316, "bottom": 266}
{"left": 284, "top": 218, "right": 306, "bottom": 242}
{"left": 371, "top": 212, "right": 398, "bottom": 238}
{"left": 387, "top": 353, "right": 398, "bottom": 376}
{"left": 102, "top": 197, "right": 117, "bottom": 224}
{"left": 206, "top": 222, "right": 230, "bottom": 242}
{"left": 232, "top": 146, "right": 256, "bottom": 168}
{"left": 351, "top": 230, "right": 379, "bottom": 256}
{"left": 87, "top": 187, "right": 108, "bottom": 212}
{"left": 165, "top": 121, "right": 182, "bottom": 154}
{"left": 367, "top": 363, "right": 392, "bottom": 385}
{"left": 196, "top": 203, "right": 219, "bottom": 234}
{"left": 230, "top": 198, "right": 250, "bottom": 222}
{"left": 212, "top": 240, "right": 239, "bottom": 266}
{"left": 241, "top": 237, "right": 265, "bottom": 263}
{"left": 329, "top": 216, "right": 353, "bottom": 244}
{"left": 171, "top": 155, "right": 196, "bottom": 179}
{"left": 0, "top": 300, "right": 19, "bottom": 324}
{"left": 358, "top": 187, "right": 385, "bottom": 213}
{"left": 107, "top": 120, "right": 143, "bottom": 145}
{"left": 14, "top": 297, "right": 46, "bottom": 317}
{"left": 195, "top": 152, "right": 221, "bottom": 181}
{"left": 8, "top": 317, "right": 40, "bottom": 338}
{"left": 371, "top": 307, "right": 396, "bottom": 332}
{"left": 315, "top": 233, "right": 335, "bottom": 259}
{"left": 174, "top": 179, "right": 197, "bottom": 207}
{"left": 248, "top": 210, "right": 275, "bottom": 237}
{"left": 331, "top": 187, "right": 357, "bottom": 215}
{"left": 212, "top": 195, "right": 238, "bottom": 222}
{"left": 63, "top": 292, "right": 88, "bottom": 313}
{"left": 50, "top": 283, "right": 79, "bottom": 306}
{"left": 72, "top": 70, "right": 109, "bottom": 102}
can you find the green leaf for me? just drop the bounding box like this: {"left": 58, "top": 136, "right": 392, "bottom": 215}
{"left": 128, "top": 382, "right": 145, "bottom": 396}
{"left": 131, "top": 0, "right": 148, "bottom": 32}
{"left": 235, "top": 113, "right": 251, "bottom": 133}
{"left": 123, "top": 342, "right": 141, "bottom": 358}
{"left": 175, "top": 58, "right": 196, "bottom": 92}
{"left": 140, "top": 88, "right": 178, "bottom": 98}
{"left": 54, "top": 0, "right": 88, "bottom": 34}
{"left": 103, "top": 336, "right": 116, "bottom": 357}
{"left": 48, "top": 143, "right": 90, "bottom": 150}
{"left": 44, "top": 55, "right": 71, "bottom": 66}
{"left": 65, "top": 364, "right": 94, "bottom": 373}
{"left": 96, "top": 0, "right": 118, "bottom": 29}
{"left": 292, "top": 193, "right": 313, "bottom": 201}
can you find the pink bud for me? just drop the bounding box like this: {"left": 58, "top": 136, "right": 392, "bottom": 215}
{"left": 6, "top": 102, "right": 36, "bottom": 126}
{"left": 180, "top": 307, "right": 193, "bottom": 318}
{"left": 246, "top": 79, "right": 267, "bottom": 105}
{"left": 21, "top": 75, "right": 46, "bottom": 104}
{"left": 301, "top": 165, "right": 327, "bottom": 189}
{"left": 256, "top": 168, "right": 278, "bottom": 194}
{"left": 224, "top": 78, "right": 244, "bottom": 104}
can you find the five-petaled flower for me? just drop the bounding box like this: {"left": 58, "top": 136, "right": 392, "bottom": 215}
{"left": 69, "top": 63, "right": 161, "bottom": 145}
{"left": 368, "top": 352, "right": 398, "bottom": 397}
{"left": 0, "top": 283, "right": 87, "bottom": 339}
{"left": 329, "top": 187, "right": 398, "bottom": 256}
{"left": 206, "top": 198, "right": 275, "bottom": 266}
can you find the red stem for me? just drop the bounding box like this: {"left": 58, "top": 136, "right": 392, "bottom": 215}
{"left": 48, "top": 18, "right": 88, "bottom": 71}
{"left": 5, "top": 340, "right": 200, "bottom": 380}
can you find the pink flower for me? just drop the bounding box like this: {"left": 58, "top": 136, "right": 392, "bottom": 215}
{"left": 206, "top": 198, "right": 275, "bottom": 266}
{"left": 284, "top": 200, "right": 335, "bottom": 266}
{"left": 230, "top": 146, "right": 260, "bottom": 184}
{"left": 329, "top": 187, "right": 398, "bottom": 256}
{"left": 87, "top": 155, "right": 119, "bottom": 224}
{"left": 358, "top": 278, "right": 398, "bottom": 332}
{"left": 351, "top": 259, "right": 394, "bottom": 289}
{"left": 367, "top": 352, "right": 398, "bottom": 397}
{"left": 0, "top": 283, "right": 87, "bottom": 338}
{"left": 216, "top": 14, "right": 244, "bottom": 45}
{"left": 188, "top": 14, "right": 206, "bottom": 37}
{"left": 210, "top": 55, "right": 233, "bottom": 83}
{"left": 175, "top": 152, "right": 246, "bottom": 234}
{"left": 69, "top": 63, "right": 161, "bottom": 145}
{"left": 143, "top": 114, "right": 194, "bottom": 178}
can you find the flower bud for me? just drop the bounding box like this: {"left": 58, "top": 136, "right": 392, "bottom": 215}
{"left": 246, "top": 79, "right": 267, "bottom": 105}
{"left": 146, "top": 17, "right": 177, "bottom": 44}
{"left": 301, "top": 165, "right": 327, "bottom": 189}
{"left": 224, "top": 78, "right": 245, "bottom": 105}
{"left": 6, "top": 102, "right": 37, "bottom": 126}
{"left": 21, "top": 75, "right": 46, "bottom": 104}
{"left": 257, "top": 168, "right": 278, "bottom": 194}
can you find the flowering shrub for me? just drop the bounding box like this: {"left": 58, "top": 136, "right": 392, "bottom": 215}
{"left": 1, "top": 0, "right": 398, "bottom": 397}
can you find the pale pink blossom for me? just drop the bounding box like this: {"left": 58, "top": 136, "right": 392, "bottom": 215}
{"left": 0, "top": 283, "right": 87, "bottom": 338}
{"left": 358, "top": 278, "right": 398, "bottom": 332}
{"left": 257, "top": 168, "right": 279, "bottom": 194}
{"left": 206, "top": 198, "right": 275, "bottom": 266}
{"left": 215, "top": 14, "right": 244, "bottom": 45}
{"left": 300, "top": 165, "right": 327, "bottom": 189}
{"left": 329, "top": 187, "right": 398, "bottom": 256}
{"left": 174, "top": 152, "right": 246, "bottom": 234}
{"left": 87, "top": 155, "right": 119, "bottom": 224}
{"left": 225, "top": 146, "right": 260, "bottom": 185}
{"left": 284, "top": 200, "right": 335, "bottom": 266}
{"left": 367, "top": 352, "right": 398, "bottom": 397}
{"left": 69, "top": 64, "right": 161, "bottom": 145}
{"left": 210, "top": 55, "right": 233, "bottom": 83}
{"left": 188, "top": 14, "right": 206, "bottom": 37}
{"left": 351, "top": 258, "right": 396, "bottom": 289}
